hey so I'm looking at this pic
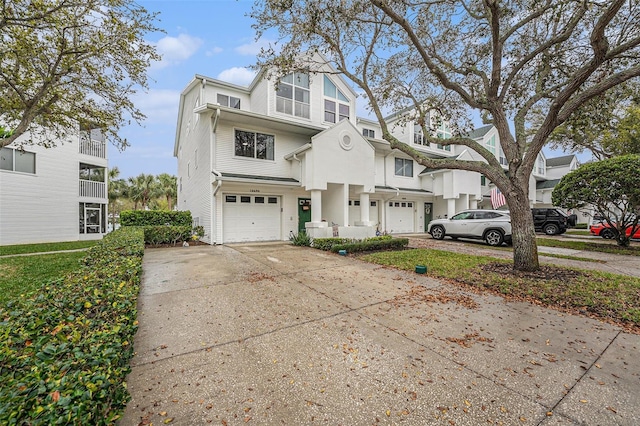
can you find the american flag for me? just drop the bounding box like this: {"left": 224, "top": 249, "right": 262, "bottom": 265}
{"left": 491, "top": 187, "right": 506, "bottom": 209}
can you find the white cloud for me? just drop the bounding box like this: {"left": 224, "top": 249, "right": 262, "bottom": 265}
{"left": 235, "top": 38, "right": 276, "bottom": 56}
{"left": 206, "top": 46, "right": 224, "bottom": 57}
{"left": 217, "top": 67, "right": 257, "bottom": 86}
{"left": 153, "top": 34, "right": 203, "bottom": 69}
{"left": 133, "top": 89, "right": 181, "bottom": 124}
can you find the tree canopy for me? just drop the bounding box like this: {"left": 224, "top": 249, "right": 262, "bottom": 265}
{"left": 552, "top": 155, "right": 640, "bottom": 246}
{"left": 252, "top": 0, "right": 640, "bottom": 271}
{"left": 0, "top": 0, "right": 160, "bottom": 150}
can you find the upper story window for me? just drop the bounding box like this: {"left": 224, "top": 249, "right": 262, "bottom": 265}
{"left": 324, "top": 75, "right": 349, "bottom": 123}
{"left": 276, "top": 72, "right": 310, "bottom": 118}
{"left": 485, "top": 134, "right": 497, "bottom": 155}
{"left": 435, "top": 121, "right": 452, "bottom": 151}
{"left": 0, "top": 147, "right": 36, "bottom": 174}
{"left": 395, "top": 158, "right": 413, "bottom": 177}
{"left": 235, "top": 129, "right": 274, "bottom": 161}
{"left": 499, "top": 148, "right": 508, "bottom": 166}
{"left": 362, "top": 128, "right": 375, "bottom": 138}
{"left": 414, "top": 125, "right": 427, "bottom": 145}
{"left": 537, "top": 155, "right": 546, "bottom": 174}
{"left": 217, "top": 94, "right": 241, "bottom": 109}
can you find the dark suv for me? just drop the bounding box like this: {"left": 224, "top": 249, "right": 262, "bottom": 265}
{"left": 532, "top": 208, "right": 572, "bottom": 235}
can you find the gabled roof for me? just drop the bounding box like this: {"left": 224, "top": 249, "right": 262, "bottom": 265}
{"left": 546, "top": 155, "right": 575, "bottom": 167}
{"left": 536, "top": 178, "right": 561, "bottom": 190}
{"left": 466, "top": 124, "right": 494, "bottom": 139}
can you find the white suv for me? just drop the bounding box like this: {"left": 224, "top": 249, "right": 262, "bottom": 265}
{"left": 427, "top": 209, "right": 512, "bottom": 246}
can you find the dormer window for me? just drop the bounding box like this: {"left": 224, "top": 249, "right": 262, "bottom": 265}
{"left": 485, "top": 134, "right": 496, "bottom": 155}
{"left": 276, "top": 72, "right": 310, "bottom": 118}
{"left": 324, "top": 75, "right": 349, "bottom": 123}
{"left": 362, "top": 128, "right": 375, "bottom": 138}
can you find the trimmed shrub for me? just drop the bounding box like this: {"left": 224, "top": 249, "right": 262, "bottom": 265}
{"left": 120, "top": 210, "right": 192, "bottom": 227}
{"left": 330, "top": 238, "right": 409, "bottom": 254}
{"left": 143, "top": 225, "right": 192, "bottom": 245}
{"left": 0, "top": 227, "right": 145, "bottom": 425}
{"left": 313, "top": 235, "right": 393, "bottom": 251}
{"left": 573, "top": 223, "right": 588, "bottom": 229}
{"left": 312, "top": 237, "right": 353, "bottom": 251}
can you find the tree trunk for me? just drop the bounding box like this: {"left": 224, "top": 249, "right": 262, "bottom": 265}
{"left": 508, "top": 196, "right": 540, "bottom": 272}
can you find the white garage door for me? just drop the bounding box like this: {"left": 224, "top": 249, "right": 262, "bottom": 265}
{"left": 348, "top": 200, "right": 380, "bottom": 226}
{"left": 223, "top": 194, "right": 281, "bottom": 243}
{"left": 387, "top": 201, "right": 415, "bottom": 233}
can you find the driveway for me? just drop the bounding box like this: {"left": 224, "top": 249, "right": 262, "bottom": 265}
{"left": 120, "top": 243, "right": 639, "bottom": 425}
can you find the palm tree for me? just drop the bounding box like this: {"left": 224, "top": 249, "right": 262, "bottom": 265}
{"left": 157, "top": 173, "right": 177, "bottom": 210}
{"left": 128, "top": 173, "right": 161, "bottom": 210}
{"left": 108, "top": 167, "right": 127, "bottom": 229}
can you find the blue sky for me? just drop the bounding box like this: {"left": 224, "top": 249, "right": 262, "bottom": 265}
{"left": 111, "top": 0, "right": 580, "bottom": 179}
{"left": 112, "top": 0, "right": 265, "bottom": 179}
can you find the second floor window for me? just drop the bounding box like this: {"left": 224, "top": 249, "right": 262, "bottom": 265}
{"left": 486, "top": 134, "right": 496, "bottom": 155}
{"left": 395, "top": 158, "right": 413, "bottom": 177}
{"left": 324, "top": 75, "right": 349, "bottom": 123}
{"left": 537, "top": 155, "right": 546, "bottom": 174}
{"left": 217, "top": 94, "right": 241, "bottom": 109}
{"left": 235, "top": 129, "right": 274, "bottom": 160}
{"left": 276, "top": 72, "right": 310, "bottom": 118}
{"left": 362, "top": 128, "right": 375, "bottom": 138}
{"left": 0, "top": 147, "right": 36, "bottom": 174}
{"left": 414, "top": 125, "right": 427, "bottom": 145}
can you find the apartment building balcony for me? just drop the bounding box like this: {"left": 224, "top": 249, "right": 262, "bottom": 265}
{"left": 79, "top": 179, "right": 106, "bottom": 199}
{"left": 79, "top": 139, "right": 106, "bottom": 159}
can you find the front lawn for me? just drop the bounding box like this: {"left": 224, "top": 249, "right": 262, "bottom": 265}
{"left": 536, "top": 237, "right": 640, "bottom": 256}
{"left": 0, "top": 240, "right": 98, "bottom": 256}
{"left": 362, "top": 249, "right": 640, "bottom": 331}
{"left": 0, "top": 251, "right": 87, "bottom": 306}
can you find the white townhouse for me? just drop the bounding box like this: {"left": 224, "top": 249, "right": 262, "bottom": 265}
{"left": 174, "top": 59, "right": 571, "bottom": 245}
{"left": 0, "top": 126, "right": 109, "bottom": 245}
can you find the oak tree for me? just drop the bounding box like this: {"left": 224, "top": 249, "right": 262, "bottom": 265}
{"left": 252, "top": 0, "right": 640, "bottom": 271}
{"left": 0, "top": 0, "right": 160, "bottom": 150}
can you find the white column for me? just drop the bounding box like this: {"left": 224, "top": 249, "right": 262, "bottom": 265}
{"left": 447, "top": 198, "right": 456, "bottom": 218}
{"left": 311, "top": 189, "right": 322, "bottom": 223}
{"left": 355, "top": 192, "right": 375, "bottom": 226}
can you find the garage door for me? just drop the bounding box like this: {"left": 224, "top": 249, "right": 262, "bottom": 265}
{"left": 387, "top": 201, "right": 415, "bottom": 233}
{"left": 348, "top": 200, "right": 379, "bottom": 226}
{"left": 223, "top": 194, "right": 281, "bottom": 243}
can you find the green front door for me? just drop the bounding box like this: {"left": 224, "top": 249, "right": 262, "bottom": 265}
{"left": 424, "top": 202, "right": 433, "bottom": 230}
{"left": 298, "top": 198, "right": 311, "bottom": 233}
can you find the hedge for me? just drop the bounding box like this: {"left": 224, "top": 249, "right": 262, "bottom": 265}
{"left": 313, "top": 235, "right": 393, "bottom": 251}
{"left": 120, "top": 210, "right": 192, "bottom": 227}
{"left": 329, "top": 238, "right": 409, "bottom": 254}
{"left": 143, "top": 226, "right": 192, "bottom": 245}
{"left": 0, "top": 227, "right": 145, "bottom": 425}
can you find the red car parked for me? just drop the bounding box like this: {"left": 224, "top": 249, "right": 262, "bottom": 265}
{"left": 589, "top": 222, "right": 640, "bottom": 239}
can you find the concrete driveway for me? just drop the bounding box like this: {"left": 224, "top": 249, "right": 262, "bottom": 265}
{"left": 120, "top": 243, "right": 639, "bottom": 425}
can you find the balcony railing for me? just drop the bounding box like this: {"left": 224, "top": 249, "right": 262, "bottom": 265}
{"left": 79, "top": 139, "right": 106, "bottom": 158}
{"left": 79, "top": 179, "right": 106, "bottom": 198}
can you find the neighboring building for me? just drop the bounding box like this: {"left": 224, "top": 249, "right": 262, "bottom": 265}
{"left": 0, "top": 126, "right": 108, "bottom": 245}
{"left": 174, "top": 57, "right": 580, "bottom": 244}
{"left": 534, "top": 153, "right": 594, "bottom": 224}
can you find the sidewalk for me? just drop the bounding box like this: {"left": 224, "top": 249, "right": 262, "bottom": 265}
{"left": 120, "top": 243, "right": 639, "bottom": 425}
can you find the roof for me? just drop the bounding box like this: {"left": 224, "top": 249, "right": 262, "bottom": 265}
{"left": 536, "top": 178, "right": 561, "bottom": 190}
{"left": 218, "top": 172, "right": 300, "bottom": 185}
{"left": 546, "top": 155, "right": 575, "bottom": 167}
{"left": 466, "top": 124, "right": 494, "bottom": 139}
{"left": 375, "top": 186, "right": 432, "bottom": 194}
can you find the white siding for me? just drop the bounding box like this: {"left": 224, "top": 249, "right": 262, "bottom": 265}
{"left": 1, "top": 132, "right": 108, "bottom": 245}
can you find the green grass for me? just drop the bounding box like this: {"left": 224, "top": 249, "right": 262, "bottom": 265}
{"left": 0, "top": 240, "right": 99, "bottom": 256}
{"left": 362, "top": 248, "right": 640, "bottom": 327}
{"left": 536, "top": 237, "right": 640, "bottom": 256}
{"left": 0, "top": 251, "right": 86, "bottom": 306}
{"left": 565, "top": 229, "right": 592, "bottom": 236}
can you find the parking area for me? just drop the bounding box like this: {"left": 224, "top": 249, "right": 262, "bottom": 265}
{"left": 120, "top": 243, "right": 640, "bottom": 425}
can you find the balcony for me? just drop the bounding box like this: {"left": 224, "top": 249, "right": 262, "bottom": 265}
{"left": 79, "top": 179, "right": 106, "bottom": 199}
{"left": 79, "top": 139, "right": 106, "bottom": 159}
